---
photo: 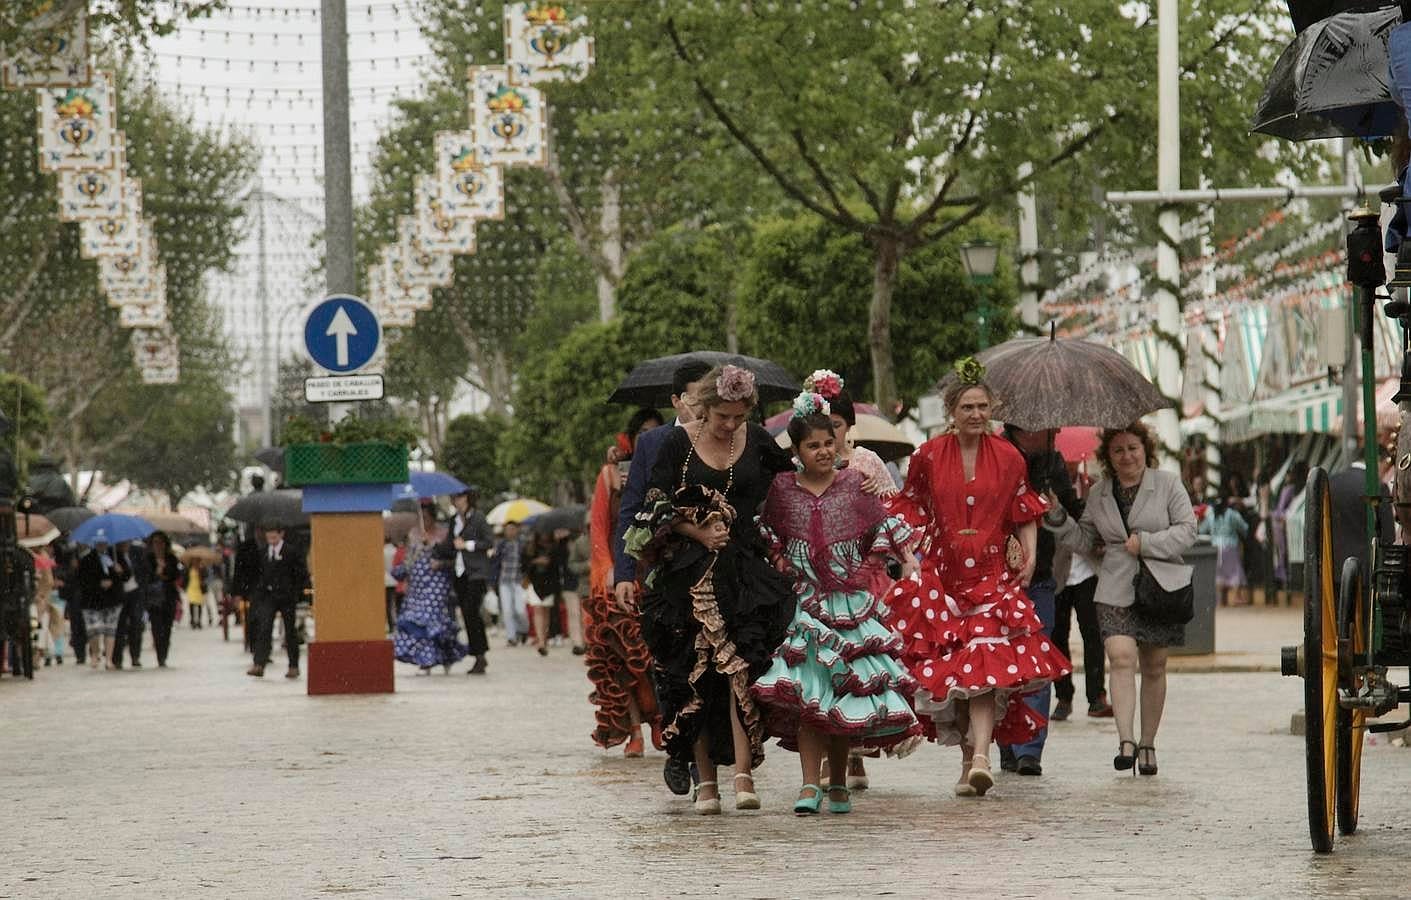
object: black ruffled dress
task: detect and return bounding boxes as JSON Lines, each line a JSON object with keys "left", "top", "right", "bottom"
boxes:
{"left": 627, "top": 423, "right": 796, "bottom": 767}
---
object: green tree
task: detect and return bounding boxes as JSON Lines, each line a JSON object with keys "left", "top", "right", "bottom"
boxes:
{"left": 1, "top": 0, "right": 221, "bottom": 48}
{"left": 737, "top": 212, "right": 1017, "bottom": 407}
{"left": 633, "top": 1, "right": 1321, "bottom": 413}
{"left": 439, "top": 412, "right": 513, "bottom": 501}
{"left": 0, "top": 373, "right": 49, "bottom": 479}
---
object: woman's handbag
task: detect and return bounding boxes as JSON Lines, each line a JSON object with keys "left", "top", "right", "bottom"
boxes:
{"left": 1131, "top": 561, "right": 1194, "bottom": 625}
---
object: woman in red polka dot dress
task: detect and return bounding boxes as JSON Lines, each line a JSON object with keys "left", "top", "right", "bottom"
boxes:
{"left": 886, "top": 362, "right": 1070, "bottom": 797}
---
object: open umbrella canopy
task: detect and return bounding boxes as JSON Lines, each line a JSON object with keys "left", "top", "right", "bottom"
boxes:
{"left": 224, "top": 490, "right": 309, "bottom": 529}
{"left": 608, "top": 351, "right": 800, "bottom": 407}
{"left": 117, "top": 510, "right": 203, "bottom": 535}
{"left": 1054, "top": 426, "right": 1102, "bottom": 464}
{"left": 487, "top": 497, "right": 549, "bottom": 526}
{"left": 254, "top": 446, "right": 285, "bottom": 474}
{"left": 45, "top": 506, "right": 95, "bottom": 532}
{"left": 526, "top": 504, "right": 588, "bottom": 534}
{"left": 936, "top": 334, "right": 1170, "bottom": 432}
{"left": 71, "top": 513, "right": 155, "bottom": 546}
{"left": 390, "top": 470, "right": 469, "bottom": 501}
{"left": 181, "top": 545, "right": 223, "bottom": 567}
{"left": 1252, "top": 6, "right": 1402, "bottom": 141}
{"left": 15, "top": 512, "right": 57, "bottom": 548}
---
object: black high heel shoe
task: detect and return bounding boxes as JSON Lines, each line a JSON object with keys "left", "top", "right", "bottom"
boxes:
{"left": 1137, "top": 745, "right": 1158, "bottom": 776}
{"left": 1113, "top": 740, "right": 1137, "bottom": 773}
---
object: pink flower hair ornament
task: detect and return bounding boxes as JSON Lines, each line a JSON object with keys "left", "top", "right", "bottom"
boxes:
{"left": 791, "top": 391, "right": 831, "bottom": 419}
{"left": 715, "top": 365, "right": 757, "bottom": 403}
{"left": 802, "top": 368, "right": 844, "bottom": 400}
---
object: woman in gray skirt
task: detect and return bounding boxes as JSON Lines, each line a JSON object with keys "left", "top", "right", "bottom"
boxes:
{"left": 1045, "top": 421, "right": 1196, "bottom": 777}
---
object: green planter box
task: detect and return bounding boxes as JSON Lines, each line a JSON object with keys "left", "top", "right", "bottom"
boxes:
{"left": 283, "top": 442, "right": 409, "bottom": 487}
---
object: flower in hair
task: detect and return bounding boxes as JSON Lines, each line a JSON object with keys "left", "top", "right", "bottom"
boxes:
{"left": 716, "top": 365, "right": 756, "bottom": 402}
{"left": 954, "top": 356, "right": 986, "bottom": 385}
{"left": 791, "top": 391, "right": 831, "bottom": 419}
{"left": 803, "top": 369, "right": 844, "bottom": 400}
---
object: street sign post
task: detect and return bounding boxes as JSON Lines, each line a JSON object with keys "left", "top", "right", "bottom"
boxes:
{"left": 303, "top": 294, "right": 381, "bottom": 374}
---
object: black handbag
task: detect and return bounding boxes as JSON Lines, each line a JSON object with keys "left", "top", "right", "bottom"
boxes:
{"left": 1131, "top": 560, "right": 1194, "bottom": 625}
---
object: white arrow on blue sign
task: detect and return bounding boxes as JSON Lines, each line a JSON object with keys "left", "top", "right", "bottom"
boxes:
{"left": 303, "top": 294, "right": 381, "bottom": 373}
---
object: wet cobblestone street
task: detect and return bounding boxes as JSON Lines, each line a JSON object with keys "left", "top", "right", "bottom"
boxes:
{"left": 3, "top": 612, "right": 1410, "bottom": 898}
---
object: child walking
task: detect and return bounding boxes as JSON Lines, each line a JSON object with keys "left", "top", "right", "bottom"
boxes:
{"left": 752, "top": 394, "right": 921, "bottom": 815}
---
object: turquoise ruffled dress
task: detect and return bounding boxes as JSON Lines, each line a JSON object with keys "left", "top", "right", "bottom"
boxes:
{"left": 751, "top": 469, "right": 921, "bottom": 751}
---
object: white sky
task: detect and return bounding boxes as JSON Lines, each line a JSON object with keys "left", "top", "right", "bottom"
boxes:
{"left": 136, "top": 0, "right": 440, "bottom": 419}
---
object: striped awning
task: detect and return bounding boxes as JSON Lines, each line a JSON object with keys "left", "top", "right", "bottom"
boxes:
{"left": 1217, "top": 385, "right": 1344, "bottom": 443}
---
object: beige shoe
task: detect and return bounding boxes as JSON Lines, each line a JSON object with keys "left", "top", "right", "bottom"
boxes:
{"left": 695, "top": 781, "right": 722, "bottom": 815}
{"left": 967, "top": 755, "right": 994, "bottom": 796}
{"left": 734, "top": 773, "right": 760, "bottom": 810}
{"left": 954, "top": 762, "right": 977, "bottom": 797}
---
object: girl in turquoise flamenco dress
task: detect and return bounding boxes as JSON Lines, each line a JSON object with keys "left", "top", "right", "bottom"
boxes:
{"left": 752, "top": 396, "right": 922, "bottom": 816}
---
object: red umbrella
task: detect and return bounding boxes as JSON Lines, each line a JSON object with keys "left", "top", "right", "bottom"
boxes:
{"left": 1054, "top": 426, "right": 1101, "bottom": 464}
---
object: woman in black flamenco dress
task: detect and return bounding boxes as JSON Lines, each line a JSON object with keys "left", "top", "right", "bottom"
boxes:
{"left": 626, "top": 365, "right": 795, "bottom": 814}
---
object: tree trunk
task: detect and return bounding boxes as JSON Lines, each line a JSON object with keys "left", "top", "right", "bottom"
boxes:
{"left": 868, "top": 236, "right": 902, "bottom": 418}
{"left": 597, "top": 169, "right": 623, "bottom": 322}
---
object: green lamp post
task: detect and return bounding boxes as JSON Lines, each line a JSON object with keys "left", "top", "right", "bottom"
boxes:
{"left": 960, "top": 241, "right": 1000, "bottom": 349}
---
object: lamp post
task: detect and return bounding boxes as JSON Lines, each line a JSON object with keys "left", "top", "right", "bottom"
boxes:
{"left": 960, "top": 241, "right": 1000, "bottom": 349}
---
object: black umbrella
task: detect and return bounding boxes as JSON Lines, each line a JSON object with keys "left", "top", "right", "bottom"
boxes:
{"left": 1252, "top": 6, "right": 1403, "bottom": 141}
{"left": 935, "top": 333, "right": 1170, "bottom": 431}
{"left": 1285, "top": 0, "right": 1397, "bottom": 32}
{"left": 45, "top": 505, "right": 95, "bottom": 532}
{"left": 528, "top": 504, "right": 588, "bottom": 534}
{"left": 224, "top": 489, "right": 308, "bottom": 528}
{"left": 609, "top": 352, "right": 800, "bottom": 407}
{"left": 254, "top": 446, "right": 285, "bottom": 474}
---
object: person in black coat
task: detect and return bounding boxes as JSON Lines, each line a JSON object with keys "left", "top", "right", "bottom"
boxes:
{"left": 77, "top": 541, "right": 127, "bottom": 668}
{"left": 110, "top": 541, "right": 147, "bottom": 668}
{"left": 229, "top": 528, "right": 264, "bottom": 652}
{"left": 144, "top": 531, "right": 182, "bottom": 667}
{"left": 246, "top": 524, "right": 310, "bottom": 679}
{"left": 437, "top": 487, "right": 493, "bottom": 675}
{"left": 53, "top": 539, "right": 83, "bottom": 664}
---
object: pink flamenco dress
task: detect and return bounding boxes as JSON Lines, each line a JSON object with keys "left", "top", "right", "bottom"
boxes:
{"left": 751, "top": 468, "right": 922, "bottom": 752}
{"left": 886, "top": 432, "right": 1070, "bottom": 747}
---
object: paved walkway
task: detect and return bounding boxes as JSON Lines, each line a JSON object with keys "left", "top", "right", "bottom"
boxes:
{"left": 2, "top": 611, "right": 1407, "bottom": 898}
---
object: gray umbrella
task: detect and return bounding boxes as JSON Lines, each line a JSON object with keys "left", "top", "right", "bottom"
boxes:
{"left": 45, "top": 506, "right": 95, "bottom": 532}
{"left": 1252, "top": 6, "right": 1403, "bottom": 142}
{"left": 935, "top": 333, "right": 1170, "bottom": 431}
{"left": 608, "top": 351, "right": 800, "bottom": 407}
{"left": 528, "top": 504, "right": 588, "bottom": 534}
{"left": 224, "top": 489, "right": 308, "bottom": 528}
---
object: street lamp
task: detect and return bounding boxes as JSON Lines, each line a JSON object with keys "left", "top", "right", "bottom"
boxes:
{"left": 959, "top": 241, "right": 1000, "bottom": 348}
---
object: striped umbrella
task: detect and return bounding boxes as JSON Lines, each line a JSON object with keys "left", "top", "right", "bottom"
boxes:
{"left": 936, "top": 332, "right": 1170, "bottom": 431}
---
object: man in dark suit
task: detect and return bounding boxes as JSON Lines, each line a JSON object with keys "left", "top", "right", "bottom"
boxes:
{"left": 246, "top": 525, "right": 310, "bottom": 679}
{"left": 439, "top": 485, "right": 493, "bottom": 675}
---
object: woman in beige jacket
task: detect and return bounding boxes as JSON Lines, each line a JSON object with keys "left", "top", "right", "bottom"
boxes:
{"left": 1046, "top": 422, "right": 1196, "bottom": 777}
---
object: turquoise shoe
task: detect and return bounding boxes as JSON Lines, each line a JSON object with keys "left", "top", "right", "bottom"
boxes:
{"left": 793, "top": 784, "right": 822, "bottom": 815}
{"left": 826, "top": 784, "right": 852, "bottom": 814}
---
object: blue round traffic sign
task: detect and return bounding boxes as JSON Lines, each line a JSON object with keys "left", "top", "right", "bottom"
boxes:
{"left": 304, "top": 295, "right": 381, "bottom": 373}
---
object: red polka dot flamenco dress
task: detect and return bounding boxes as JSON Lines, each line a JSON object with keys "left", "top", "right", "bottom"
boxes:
{"left": 886, "top": 433, "right": 1070, "bottom": 746}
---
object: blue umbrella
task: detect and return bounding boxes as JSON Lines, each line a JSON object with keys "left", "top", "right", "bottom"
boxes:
{"left": 391, "top": 470, "right": 469, "bottom": 502}
{"left": 70, "top": 512, "right": 156, "bottom": 546}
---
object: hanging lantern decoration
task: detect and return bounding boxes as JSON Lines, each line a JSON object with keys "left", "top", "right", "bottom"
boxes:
{"left": 1, "top": 9, "right": 91, "bottom": 90}
{"left": 503, "top": 3, "right": 594, "bottom": 84}
{"left": 466, "top": 65, "right": 547, "bottom": 168}
{"left": 36, "top": 70, "right": 118, "bottom": 171}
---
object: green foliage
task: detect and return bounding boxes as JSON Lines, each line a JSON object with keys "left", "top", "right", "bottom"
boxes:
{"left": 0, "top": 0, "right": 223, "bottom": 49}
{"left": 440, "top": 412, "right": 513, "bottom": 500}
{"left": 281, "top": 413, "right": 420, "bottom": 449}
{"left": 498, "top": 319, "right": 629, "bottom": 497}
{"left": 0, "top": 373, "right": 49, "bottom": 477}
{"left": 616, "top": 225, "right": 735, "bottom": 360}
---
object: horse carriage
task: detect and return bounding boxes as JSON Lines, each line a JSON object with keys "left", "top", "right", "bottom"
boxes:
{"left": 1280, "top": 199, "right": 1411, "bottom": 853}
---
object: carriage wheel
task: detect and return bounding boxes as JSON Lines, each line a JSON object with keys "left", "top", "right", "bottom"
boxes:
{"left": 1337, "top": 558, "right": 1365, "bottom": 836}
{"left": 1303, "top": 467, "right": 1338, "bottom": 853}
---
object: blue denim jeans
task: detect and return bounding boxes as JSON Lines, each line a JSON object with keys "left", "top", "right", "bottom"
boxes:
{"left": 1004, "top": 577, "right": 1056, "bottom": 761}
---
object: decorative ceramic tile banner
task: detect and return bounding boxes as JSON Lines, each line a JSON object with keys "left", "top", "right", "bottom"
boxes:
{"left": 130, "top": 326, "right": 179, "bottom": 373}
{"left": 434, "top": 132, "right": 506, "bottom": 221}
{"left": 1, "top": 10, "right": 90, "bottom": 90}
{"left": 79, "top": 183, "right": 144, "bottom": 257}
{"left": 414, "top": 174, "right": 477, "bottom": 255}
{"left": 97, "top": 230, "right": 158, "bottom": 297}
{"left": 56, "top": 138, "right": 128, "bottom": 221}
{"left": 503, "top": 3, "right": 594, "bottom": 84}
{"left": 104, "top": 265, "right": 165, "bottom": 307}
{"left": 466, "top": 65, "right": 547, "bottom": 167}
{"left": 140, "top": 365, "right": 181, "bottom": 385}
{"left": 385, "top": 255, "right": 434, "bottom": 311}
{"left": 118, "top": 297, "right": 167, "bottom": 329}
{"left": 396, "top": 216, "right": 454, "bottom": 288}
{"left": 36, "top": 70, "right": 118, "bottom": 171}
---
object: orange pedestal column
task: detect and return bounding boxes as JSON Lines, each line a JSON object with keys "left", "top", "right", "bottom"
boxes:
{"left": 306, "top": 511, "right": 394, "bottom": 695}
